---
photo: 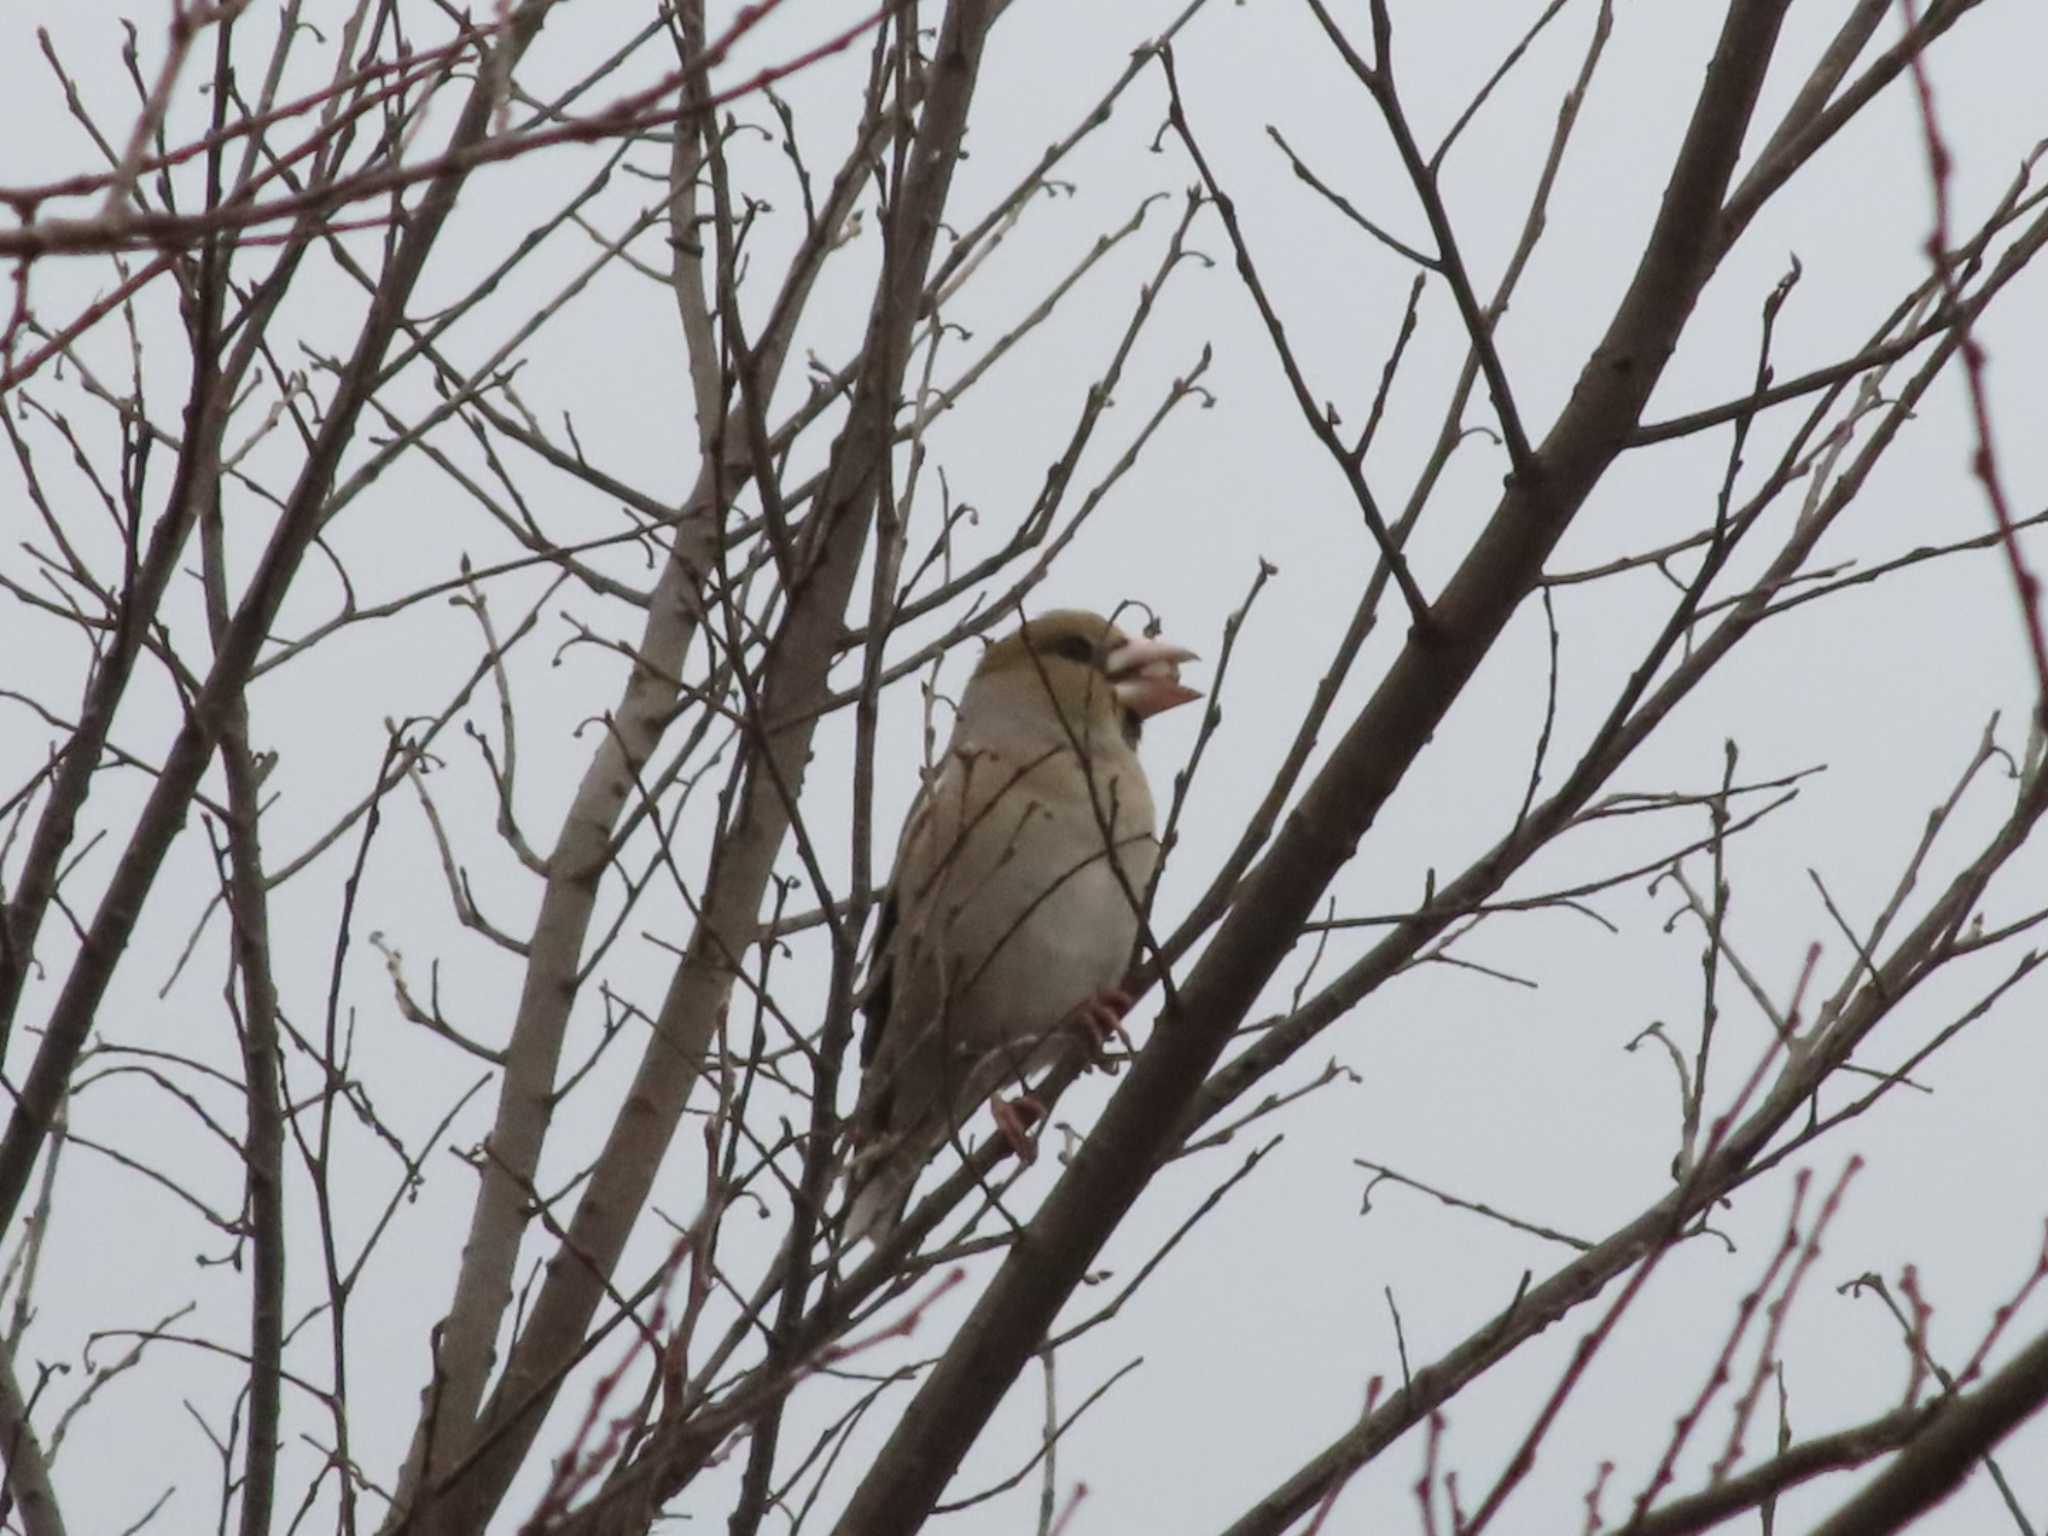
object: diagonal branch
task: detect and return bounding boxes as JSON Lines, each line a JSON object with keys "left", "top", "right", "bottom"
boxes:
{"left": 1802, "top": 1317, "right": 2048, "bottom": 1536}
{"left": 0, "top": 1342, "right": 65, "bottom": 1536}
{"left": 393, "top": 5, "right": 1006, "bottom": 1531}
{"left": 1156, "top": 45, "right": 1431, "bottom": 632}
{"left": 827, "top": 5, "right": 1794, "bottom": 1531}
{"left": 1217, "top": 752, "right": 2048, "bottom": 1536}
{"left": 1305, "top": 0, "right": 1536, "bottom": 481}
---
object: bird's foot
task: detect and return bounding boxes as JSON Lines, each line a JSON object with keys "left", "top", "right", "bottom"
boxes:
{"left": 1067, "top": 987, "right": 1134, "bottom": 1061}
{"left": 989, "top": 1093, "right": 1045, "bottom": 1164}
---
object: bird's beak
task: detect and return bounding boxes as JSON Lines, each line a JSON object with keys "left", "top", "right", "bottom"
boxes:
{"left": 1107, "top": 636, "right": 1202, "bottom": 719}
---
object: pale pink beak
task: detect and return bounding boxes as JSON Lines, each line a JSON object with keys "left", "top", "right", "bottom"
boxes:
{"left": 1107, "top": 635, "right": 1201, "bottom": 719}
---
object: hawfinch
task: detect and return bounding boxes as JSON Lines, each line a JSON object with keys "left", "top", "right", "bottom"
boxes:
{"left": 845, "top": 609, "right": 1200, "bottom": 1240}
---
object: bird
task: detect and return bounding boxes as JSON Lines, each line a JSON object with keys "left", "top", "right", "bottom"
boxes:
{"left": 844, "top": 608, "right": 1200, "bottom": 1242}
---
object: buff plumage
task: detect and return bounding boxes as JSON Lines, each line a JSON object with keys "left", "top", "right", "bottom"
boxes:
{"left": 845, "top": 610, "right": 1200, "bottom": 1240}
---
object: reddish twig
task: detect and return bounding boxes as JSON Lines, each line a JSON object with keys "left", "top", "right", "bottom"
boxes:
{"left": 1899, "top": 1266, "right": 1934, "bottom": 1408}
{"left": 813, "top": 1267, "right": 967, "bottom": 1369}
{"left": 0, "top": 0, "right": 899, "bottom": 260}
{"left": 0, "top": 252, "right": 176, "bottom": 393}
{"left": 520, "top": 1231, "right": 697, "bottom": 1532}
{"left": 1899, "top": 0, "right": 2048, "bottom": 716}
{"left": 1953, "top": 1219, "right": 2048, "bottom": 1389}
{"left": 1303, "top": 1377, "right": 1383, "bottom": 1536}
{"left": 1711, "top": 1156, "right": 1864, "bottom": 1481}
{"left": 96, "top": 0, "right": 258, "bottom": 222}
{"left": 1583, "top": 1460, "right": 1616, "bottom": 1536}
{"left": 1414, "top": 1410, "right": 1447, "bottom": 1536}
{"left": 1046, "top": 1482, "right": 1090, "bottom": 1536}
{"left": 1625, "top": 1169, "right": 1812, "bottom": 1524}
{"left": 1, "top": 38, "right": 465, "bottom": 208}
{"left": 1460, "top": 945, "right": 1819, "bottom": 1535}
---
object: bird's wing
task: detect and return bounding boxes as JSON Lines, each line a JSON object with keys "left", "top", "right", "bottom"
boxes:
{"left": 855, "top": 758, "right": 952, "bottom": 1124}
{"left": 851, "top": 735, "right": 1031, "bottom": 1123}
{"left": 846, "top": 761, "right": 961, "bottom": 1240}
{"left": 859, "top": 885, "right": 898, "bottom": 1071}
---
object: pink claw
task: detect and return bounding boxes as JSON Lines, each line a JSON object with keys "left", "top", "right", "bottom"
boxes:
{"left": 990, "top": 1093, "right": 1045, "bottom": 1164}
{"left": 1068, "top": 987, "right": 1135, "bottom": 1056}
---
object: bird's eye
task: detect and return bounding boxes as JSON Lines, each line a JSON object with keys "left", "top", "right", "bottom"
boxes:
{"left": 1047, "top": 635, "right": 1095, "bottom": 665}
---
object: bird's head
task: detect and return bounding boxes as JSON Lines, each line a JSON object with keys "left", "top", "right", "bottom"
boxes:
{"left": 968, "top": 609, "right": 1201, "bottom": 750}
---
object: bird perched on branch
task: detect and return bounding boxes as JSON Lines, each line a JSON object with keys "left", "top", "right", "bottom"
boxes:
{"left": 844, "top": 608, "right": 1201, "bottom": 1242}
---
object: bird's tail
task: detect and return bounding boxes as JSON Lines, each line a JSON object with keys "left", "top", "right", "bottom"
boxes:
{"left": 842, "top": 1145, "right": 919, "bottom": 1244}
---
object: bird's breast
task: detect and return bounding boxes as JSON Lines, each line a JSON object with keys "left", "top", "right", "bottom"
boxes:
{"left": 894, "top": 758, "right": 1158, "bottom": 1055}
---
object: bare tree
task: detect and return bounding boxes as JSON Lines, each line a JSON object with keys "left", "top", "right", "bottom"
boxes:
{"left": 3, "top": 1, "right": 2047, "bottom": 1533}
